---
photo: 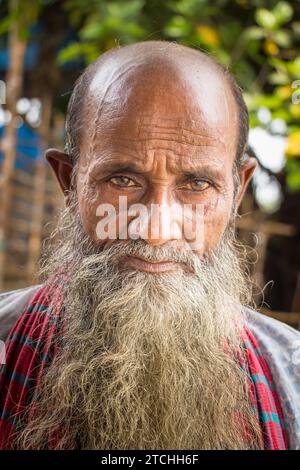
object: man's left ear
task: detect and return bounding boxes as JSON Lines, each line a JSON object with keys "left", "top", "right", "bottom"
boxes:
{"left": 235, "top": 157, "right": 257, "bottom": 209}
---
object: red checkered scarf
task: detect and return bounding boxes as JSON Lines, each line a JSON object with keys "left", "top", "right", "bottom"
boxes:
{"left": 0, "top": 282, "right": 288, "bottom": 449}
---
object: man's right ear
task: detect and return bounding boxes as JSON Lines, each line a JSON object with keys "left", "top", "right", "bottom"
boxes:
{"left": 45, "top": 149, "right": 74, "bottom": 204}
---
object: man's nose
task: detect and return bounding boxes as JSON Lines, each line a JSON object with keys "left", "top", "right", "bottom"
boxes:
{"left": 128, "top": 189, "right": 182, "bottom": 246}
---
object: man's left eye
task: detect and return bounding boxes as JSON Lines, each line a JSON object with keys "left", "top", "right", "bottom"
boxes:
{"left": 109, "top": 176, "right": 137, "bottom": 187}
{"left": 181, "top": 180, "right": 210, "bottom": 191}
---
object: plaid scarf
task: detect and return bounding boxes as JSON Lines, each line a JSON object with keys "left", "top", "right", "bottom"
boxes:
{"left": 0, "top": 282, "right": 288, "bottom": 450}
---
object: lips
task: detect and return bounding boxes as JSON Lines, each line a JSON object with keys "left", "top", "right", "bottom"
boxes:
{"left": 118, "top": 254, "right": 191, "bottom": 274}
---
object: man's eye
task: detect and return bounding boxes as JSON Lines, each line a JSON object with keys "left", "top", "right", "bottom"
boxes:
{"left": 109, "top": 176, "right": 137, "bottom": 187}
{"left": 180, "top": 179, "right": 210, "bottom": 191}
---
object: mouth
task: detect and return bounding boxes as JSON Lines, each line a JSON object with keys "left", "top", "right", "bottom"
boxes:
{"left": 118, "top": 254, "right": 192, "bottom": 274}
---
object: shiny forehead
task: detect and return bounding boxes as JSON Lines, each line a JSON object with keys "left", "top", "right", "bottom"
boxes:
{"left": 87, "top": 42, "right": 233, "bottom": 121}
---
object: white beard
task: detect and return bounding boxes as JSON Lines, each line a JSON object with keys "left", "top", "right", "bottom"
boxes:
{"left": 17, "top": 198, "right": 262, "bottom": 450}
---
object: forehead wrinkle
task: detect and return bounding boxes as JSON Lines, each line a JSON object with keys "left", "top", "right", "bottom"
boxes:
{"left": 134, "top": 115, "right": 227, "bottom": 135}
{"left": 87, "top": 139, "right": 224, "bottom": 174}
{"left": 115, "top": 138, "right": 224, "bottom": 164}
{"left": 179, "top": 155, "right": 228, "bottom": 173}
{"left": 127, "top": 122, "right": 226, "bottom": 148}
{"left": 86, "top": 144, "right": 228, "bottom": 180}
{"left": 84, "top": 113, "right": 230, "bottom": 175}
{"left": 115, "top": 135, "right": 225, "bottom": 151}
{"left": 88, "top": 120, "right": 229, "bottom": 160}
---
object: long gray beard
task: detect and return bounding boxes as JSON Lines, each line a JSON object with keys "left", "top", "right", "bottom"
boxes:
{"left": 17, "top": 197, "right": 262, "bottom": 450}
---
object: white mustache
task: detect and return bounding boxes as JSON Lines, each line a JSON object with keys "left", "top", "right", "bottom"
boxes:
{"left": 100, "top": 239, "right": 202, "bottom": 271}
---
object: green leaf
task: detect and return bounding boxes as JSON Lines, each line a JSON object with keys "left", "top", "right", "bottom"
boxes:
{"left": 243, "top": 26, "right": 265, "bottom": 41}
{"left": 168, "top": 0, "right": 208, "bottom": 16}
{"left": 212, "top": 49, "right": 231, "bottom": 66}
{"left": 286, "top": 160, "right": 300, "bottom": 191}
{"left": 255, "top": 8, "right": 277, "bottom": 31}
{"left": 287, "top": 173, "right": 300, "bottom": 190}
{"left": 0, "top": 17, "right": 11, "bottom": 35}
{"left": 107, "top": 0, "right": 144, "bottom": 20}
{"left": 121, "top": 23, "right": 146, "bottom": 38}
{"left": 272, "top": 109, "right": 290, "bottom": 121}
{"left": 269, "top": 71, "right": 289, "bottom": 85}
{"left": 80, "top": 21, "right": 104, "bottom": 40}
{"left": 249, "top": 113, "right": 260, "bottom": 128}
{"left": 269, "top": 57, "right": 289, "bottom": 73}
{"left": 273, "top": 1, "right": 293, "bottom": 25}
{"left": 271, "top": 30, "right": 291, "bottom": 48}
{"left": 57, "top": 42, "right": 97, "bottom": 64}
{"left": 163, "top": 15, "right": 191, "bottom": 38}
{"left": 254, "top": 94, "right": 283, "bottom": 109}
{"left": 292, "top": 21, "right": 300, "bottom": 37}
{"left": 286, "top": 58, "right": 300, "bottom": 78}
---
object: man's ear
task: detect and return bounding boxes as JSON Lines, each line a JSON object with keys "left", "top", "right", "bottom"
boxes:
{"left": 235, "top": 157, "right": 257, "bottom": 209}
{"left": 45, "top": 148, "right": 74, "bottom": 203}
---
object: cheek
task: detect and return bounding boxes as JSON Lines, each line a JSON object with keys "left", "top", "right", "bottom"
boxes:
{"left": 76, "top": 182, "right": 133, "bottom": 245}
{"left": 199, "top": 191, "right": 234, "bottom": 253}
{"left": 77, "top": 182, "right": 108, "bottom": 243}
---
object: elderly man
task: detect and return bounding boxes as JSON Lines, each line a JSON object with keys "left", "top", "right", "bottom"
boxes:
{"left": 0, "top": 41, "right": 299, "bottom": 450}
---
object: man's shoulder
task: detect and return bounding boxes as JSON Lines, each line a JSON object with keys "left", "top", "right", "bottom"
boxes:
{"left": 244, "top": 306, "right": 300, "bottom": 380}
{"left": 245, "top": 306, "right": 300, "bottom": 348}
{"left": 245, "top": 306, "right": 300, "bottom": 449}
{"left": 0, "top": 285, "right": 42, "bottom": 342}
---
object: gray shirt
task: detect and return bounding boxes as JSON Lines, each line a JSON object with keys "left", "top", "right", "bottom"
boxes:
{"left": 0, "top": 285, "right": 300, "bottom": 449}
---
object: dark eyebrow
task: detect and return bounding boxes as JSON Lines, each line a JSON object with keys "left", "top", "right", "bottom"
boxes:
{"left": 93, "top": 162, "right": 145, "bottom": 175}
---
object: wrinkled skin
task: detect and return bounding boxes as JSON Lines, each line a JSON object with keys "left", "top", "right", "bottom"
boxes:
{"left": 46, "top": 42, "right": 256, "bottom": 272}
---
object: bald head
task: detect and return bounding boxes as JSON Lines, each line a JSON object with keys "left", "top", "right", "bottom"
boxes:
{"left": 65, "top": 41, "right": 248, "bottom": 169}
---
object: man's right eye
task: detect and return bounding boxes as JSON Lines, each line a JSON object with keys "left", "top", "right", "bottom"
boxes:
{"left": 108, "top": 175, "right": 138, "bottom": 187}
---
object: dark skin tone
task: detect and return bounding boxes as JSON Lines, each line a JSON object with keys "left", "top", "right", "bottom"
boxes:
{"left": 46, "top": 44, "right": 256, "bottom": 274}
